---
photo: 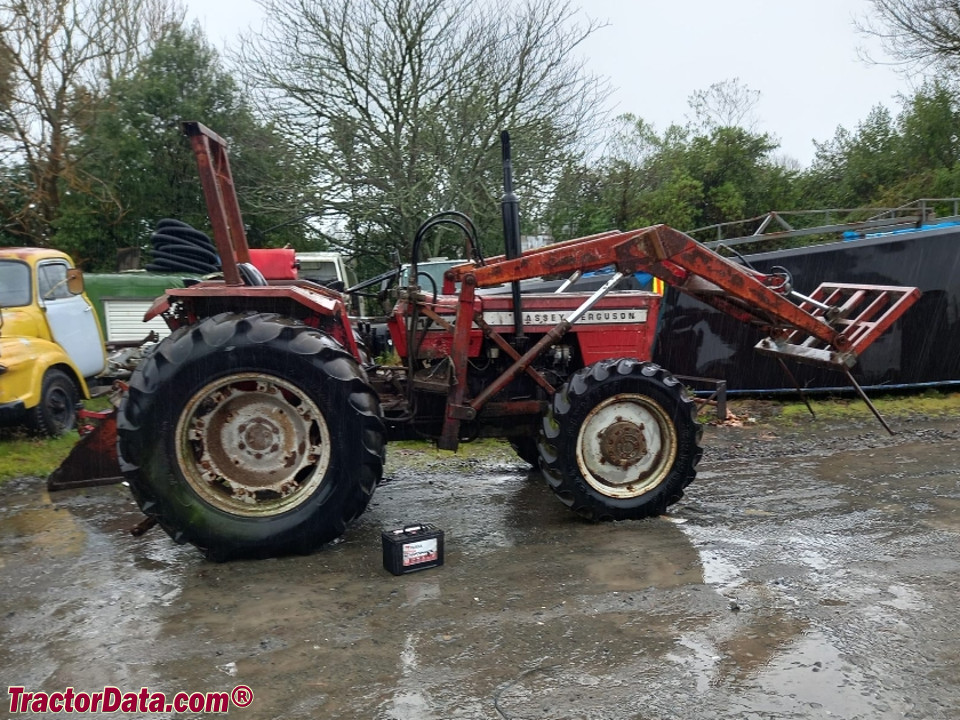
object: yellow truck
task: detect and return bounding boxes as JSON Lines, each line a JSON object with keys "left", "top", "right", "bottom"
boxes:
{"left": 0, "top": 247, "right": 107, "bottom": 435}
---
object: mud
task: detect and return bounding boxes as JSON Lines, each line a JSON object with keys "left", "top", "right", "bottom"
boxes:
{"left": 1, "top": 411, "right": 959, "bottom": 719}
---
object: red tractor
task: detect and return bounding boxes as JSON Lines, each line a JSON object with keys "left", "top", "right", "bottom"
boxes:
{"left": 65, "top": 123, "right": 920, "bottom": 560}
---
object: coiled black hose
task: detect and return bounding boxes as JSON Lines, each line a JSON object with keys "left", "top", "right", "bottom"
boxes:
{"left": 144, "top": 219, "right": 221, "bottom": 274}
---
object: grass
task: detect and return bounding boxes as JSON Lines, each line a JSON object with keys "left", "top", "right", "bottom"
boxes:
{"left": 772, "top": 388, "right": 960, "bottom": 423}
{"left": 0, "top": 429, "right": 86, "bottom": 483}
{"left": 387, "top": 437, "right": 518, "bottom": 471}
{"left": 0, "top": 395, "right": 115, "bottom": 484}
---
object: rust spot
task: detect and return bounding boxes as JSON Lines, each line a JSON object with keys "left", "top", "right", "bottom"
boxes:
{"left": 599, "top": 421, "right": 647, "bottom": 469}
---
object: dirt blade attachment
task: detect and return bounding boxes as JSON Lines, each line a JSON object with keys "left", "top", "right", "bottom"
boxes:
{"left": 47, "top": 409, "right": 124, "bottom": 490}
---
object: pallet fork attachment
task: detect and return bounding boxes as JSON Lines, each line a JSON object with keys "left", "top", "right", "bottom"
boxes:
{"left": 753, "top": 282, "right": 920, "bottom": 433}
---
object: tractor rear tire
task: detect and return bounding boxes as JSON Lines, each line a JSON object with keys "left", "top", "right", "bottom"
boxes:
{"left": 117, "top": 312, "right": 385, "bottom": 560}
{"left": 538, "top": 358, "right": 702, "bottom": 521}
{"left": 26, "top": 368, "right": 79, "bottom": 436}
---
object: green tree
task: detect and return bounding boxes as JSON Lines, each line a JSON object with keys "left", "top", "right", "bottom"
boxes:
{"left": 547, "top": 108, "right": 794, "bottom": 240}
{"left": 636, "top": 170, "right": 704, "bottom": 231}
{"left": 801, "top": 105, "right": 901, "bottom": 209}
{"left": 680, "top": 125, "right": 784, "bottom": 228}
{"left": 543, "top": 162, "right": 611, "bottom": 239}
{"left": 797, "top": 83, "right": 960, "bottom": 213}
{"left": 56, "top": 26, "right": 315, "bottom": 270}
{"left": 0, "top": 0, "right": 184, "bottom": 245}
{"left": 896, "top": 80, "right": 960, "bottom": 174}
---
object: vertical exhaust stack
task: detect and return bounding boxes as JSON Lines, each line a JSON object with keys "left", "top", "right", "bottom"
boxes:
{"left": 500, "top": 131, "right": 526, "bottom": 347}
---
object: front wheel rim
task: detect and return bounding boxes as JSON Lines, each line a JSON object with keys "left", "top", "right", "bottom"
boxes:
{"left": 576, "top": 393, "right": 677, "bottom": 499}
{"left": 175, "top": 373, "right": 332, "bottom": 517}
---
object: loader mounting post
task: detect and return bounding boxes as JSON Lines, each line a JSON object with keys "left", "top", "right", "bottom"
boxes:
{"left": 182, "top": 121, "right": 250, "bottom": 286}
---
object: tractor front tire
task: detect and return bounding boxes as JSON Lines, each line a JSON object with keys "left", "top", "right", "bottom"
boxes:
{"left": 539, "top": 359, "right": 702, "bottom": 521}
{"left": 117, "top": 312, "right": 385, "bottom": 560}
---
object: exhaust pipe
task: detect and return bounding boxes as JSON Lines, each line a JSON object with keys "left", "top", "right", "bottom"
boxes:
{"left": 500, "top": 131, "right": 526, "bottom": 347}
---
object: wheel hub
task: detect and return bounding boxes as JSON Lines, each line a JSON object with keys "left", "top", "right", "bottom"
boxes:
{"left": 238, "top": 418, "right": 280, "bottom": 455}
{"left": 598, "top": 420, "right": 647, "bottom": 468}
{"left": 576, "top": 393, "right": 678, "bottom": 499}
{"left": 176, "top": 373, "right": 331, "bottom": 516}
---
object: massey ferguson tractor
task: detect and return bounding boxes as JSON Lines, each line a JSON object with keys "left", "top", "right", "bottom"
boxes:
{"left": 53, "top": 122, "right": 920, "bottom": 561}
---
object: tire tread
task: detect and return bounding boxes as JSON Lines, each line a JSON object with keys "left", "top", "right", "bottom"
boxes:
{"left": 537, "top": 359, "right": 702, "bottom": 521}
{"left": 118, "top": 312, "right": 385, "bottom": 560}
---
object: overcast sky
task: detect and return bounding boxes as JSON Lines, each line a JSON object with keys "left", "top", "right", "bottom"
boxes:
{"left": 188, "top": 0, "right": 918, "bottom": 167}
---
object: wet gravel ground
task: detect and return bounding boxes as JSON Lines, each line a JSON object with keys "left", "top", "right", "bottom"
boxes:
{"left": 1, "top": 409, "right": 959, "bottom": 719}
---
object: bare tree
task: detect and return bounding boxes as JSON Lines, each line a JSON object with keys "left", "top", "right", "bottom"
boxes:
{"left": 0, "top": 43, "right": 12, "bottom": 116}
{"left": 687, "top": 78, "right": 761, "bottom": 132}
{"left": 860, "top": 0, "right": 960, "bottom": 72}
{"left": 0, "top": 0, "right": 184, "bottom": 244}
{"left": 238, "top": 0, "right": 606, "bottom": 266}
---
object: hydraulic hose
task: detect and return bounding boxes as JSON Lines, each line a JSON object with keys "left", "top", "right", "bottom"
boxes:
{"left": 144, "top": 219, "right": 221, "bottom": 274}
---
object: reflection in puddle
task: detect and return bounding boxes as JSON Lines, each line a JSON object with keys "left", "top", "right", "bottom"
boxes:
{"left": 668, "top": 607, "right": 811, "bottom": 691}
{"left": 383, "top": 633, "right": 437, "bottom": 720}
{"left": 879, "top": 582, "right": 926, "bottom": 611}
{"left": 715, "top": 615, "right": 811, "bottom": 684}
{"left": 668, "top": 621, "right": 903, "bottom": 716}
{"left": 753, "top": 630, "right": 904, "bottom": 717}
{"left": 0, "top": 489, "right": 86, "bottom": 559}
{"left": 585, "top": 520, "right": 704, "bottom": 592}
{"left": 696, "top": 545, "right": 744, "bottom": 589}
{"left": 403, "top": 579, "right": 441, "bottom": 607}
{"left": 671, "top": 489, "right": 921, "bottom": 718}
{"left": 667, "top": 634, "right": 720, "bottom": 693}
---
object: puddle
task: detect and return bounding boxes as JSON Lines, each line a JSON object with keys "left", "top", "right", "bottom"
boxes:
{"left": 2, "top": 420, "right": 960, "bottom": 718}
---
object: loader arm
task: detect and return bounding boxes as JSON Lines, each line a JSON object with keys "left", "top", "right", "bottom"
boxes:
{"left": 446, "top": 224, "right": 920, "bottom": 368}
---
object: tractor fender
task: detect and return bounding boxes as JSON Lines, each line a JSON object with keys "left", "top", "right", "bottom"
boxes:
{"left": 0, "top": 335, "right": 92, "bottom": 411}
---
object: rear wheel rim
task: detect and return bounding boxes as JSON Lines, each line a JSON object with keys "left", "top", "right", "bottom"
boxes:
{"left": 175, "top": 373, "right": 332, "bottom": 517}
{"left": 576, "top": 393, "right": 677, "bottom": 499}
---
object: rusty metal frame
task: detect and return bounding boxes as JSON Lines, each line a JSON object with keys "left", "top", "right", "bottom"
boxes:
{"left": 447, "top": 225, "right": 920, "bottom": 357}
{"left": 755, "top": 283, "right": 921, "bottom": 369}
{"left": 182, "top": 122, "right": 250, "bottom": 286}
{"left": 439, "top": 276, "right": 478, "bottom": 448}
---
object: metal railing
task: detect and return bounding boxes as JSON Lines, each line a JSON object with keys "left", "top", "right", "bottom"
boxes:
{"left": 687, "top": 198, "right": 960, "bottom": 250}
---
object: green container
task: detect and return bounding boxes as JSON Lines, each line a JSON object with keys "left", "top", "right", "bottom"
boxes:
{"left": 82, "top": 271, "right": 203, "bottom": 343}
